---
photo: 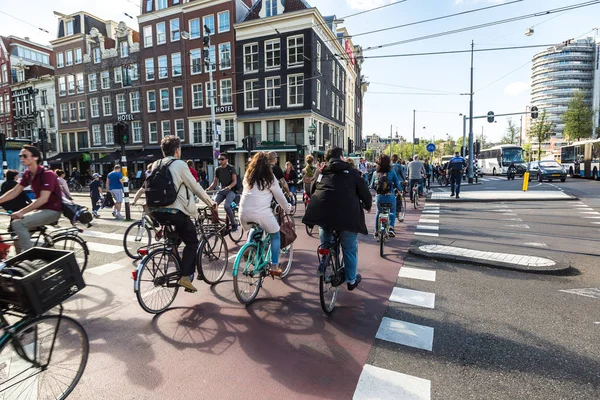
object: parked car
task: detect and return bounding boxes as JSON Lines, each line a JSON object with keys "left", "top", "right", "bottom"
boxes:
{"left": 528, "top": 160, "right": 567, "bottom": 182}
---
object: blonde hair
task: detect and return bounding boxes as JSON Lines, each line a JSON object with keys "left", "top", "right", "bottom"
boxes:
{"left": 305, "top": 155, "right": 314, "bottom": 165}
{"left": 346, "top": 158, "right": 356, "bottom": 168}
{"left": 285, "top": 161, "right": 293, "bottom": 169}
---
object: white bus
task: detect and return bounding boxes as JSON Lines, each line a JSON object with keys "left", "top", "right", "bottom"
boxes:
{"left": 478, "top": 145, "right": 526, "bottom": 175}
{"left": 560, "top": 139, "right": 600, "bottom": 179}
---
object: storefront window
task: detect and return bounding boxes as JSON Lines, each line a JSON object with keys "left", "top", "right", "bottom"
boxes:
{"left": 267, "top": 120, "right": 279, "bottom": 142}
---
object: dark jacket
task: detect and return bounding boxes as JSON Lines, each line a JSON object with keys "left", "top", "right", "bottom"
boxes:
{"left": 302, "top": 159, "right": 372, "bottom": 235}
{"left": 0, "top": 180, "right": 31, "bottom": 212}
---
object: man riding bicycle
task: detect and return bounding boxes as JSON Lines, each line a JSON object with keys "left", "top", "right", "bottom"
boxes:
{"left": 407, "top": 155, "right": 426, "bottom": 202}
{"left": 302, "top": 147, "right": 372, "bottom": 291}
{"left": 207, "top": 153, "right": 239, "bottom": 232}
{"left": 147, "top": 136, "right": 216, "bottom": 293}
{"left": 0, "top": 145, "right": 62, "bottom": 254}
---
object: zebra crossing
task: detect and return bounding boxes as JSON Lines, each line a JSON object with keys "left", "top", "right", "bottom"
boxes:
{"left": 479, "top": 176, "right": 507, "bottom": 182}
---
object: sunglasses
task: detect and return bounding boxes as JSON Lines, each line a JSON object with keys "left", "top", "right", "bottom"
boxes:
{"left": 19, "top": 154, "right": 29, "bottom": 159}
{"left": 218, "top": 158, "right": 226, "bottom": 161}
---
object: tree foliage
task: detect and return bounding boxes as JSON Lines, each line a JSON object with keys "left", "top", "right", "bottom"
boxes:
{"left": 527, "top": 110, "right": 555, "bottom": 160}
{"left": 562, "top": 91, "right": 594, "bottom": 141}
{"left": 500, "top": 118, "right": 519, "bottom": 145}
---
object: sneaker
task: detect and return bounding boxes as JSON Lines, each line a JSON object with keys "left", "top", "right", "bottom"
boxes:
{"left": 373, "top": 231, "right": 379, "bottom": 239}
{"left": 112, "top": 210, "right": 117, "bottom": 217}
{"left": 347, "top": 274, "right": 362, "bottom": 291}
{"left": 177, "top": 276, "right": 198, "bottom": 292}
{"left": 456, "top": 195, "right": 460, "bottom": 199}
{"left": 450, "top": 193, "right": 455, "bottom": 197}
{"left": 231, "top": 225, "right": 239, "bottom": 233}
{"left": 388, "top": 228, "right": 396, "bottom": 238}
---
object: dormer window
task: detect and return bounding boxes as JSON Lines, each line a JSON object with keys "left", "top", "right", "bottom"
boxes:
{"left": 120, "top": 41, "right": 129, "bottom": 57}
{"left": 65, "top": 20, "right": 74, "bottom": 36}
{"left": 93, "top": 48, "right": 101, "bottom": 64}
{"left": 266, "top": 0, "right": 278, "bottom": 17}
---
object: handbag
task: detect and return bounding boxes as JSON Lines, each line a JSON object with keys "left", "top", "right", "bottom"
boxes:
{"left": 278, "top": 209, "right": 297, "bottom": 249}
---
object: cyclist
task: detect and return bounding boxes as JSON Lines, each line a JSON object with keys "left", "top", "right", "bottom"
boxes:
{"left": 302, "top": 155, "right": 317, "bottom": 197}
{"left": 239, "top": 152, "right": 292, "bottom": 276}
{"left": 373, "top": 154, "right": 403, "bottom": 239}
{"left": 447, "top": 151, "right": 466, "bottom": 198}
{"left": 267, "top": 151, "right": 292, "bottom": 196}
{"left": 0, "top": 169, "right": 31, "bottom": 212}
{"left": 148, "top": 135, "right": 216, "bottom": 293}
{"left": 284, "top": 161, "right": 299, "bottom": 204}
{"left": 207, "top": 153, "right": 239, "bottom": 232}
{"left": 302, "top": 147, "right": 372, "bottom": 291}
{"left": 424, "top": 158, "right": 433, "bottom": 190}
{"left": 71, "top": 167, "right": 80, "bottom": 186}
{"left": 391, "top": 154, "right": 406, "bottom": 182}
{"left": 0, "top": 145, "right": 62, "bottom": 254}
{"left": 407, "top": 155, "right": 425, "bottom": 202}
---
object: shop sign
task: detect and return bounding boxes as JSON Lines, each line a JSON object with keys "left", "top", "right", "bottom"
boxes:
{"left": 117, "top": 114, "right": 135, "bottom": 122}
{"left": 215, "top": 105, "right": 234, "bottom": 114}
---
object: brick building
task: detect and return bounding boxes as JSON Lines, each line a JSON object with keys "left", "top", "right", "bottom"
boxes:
{"left": 0, "top": 38, "right": 14, "bottom": 147}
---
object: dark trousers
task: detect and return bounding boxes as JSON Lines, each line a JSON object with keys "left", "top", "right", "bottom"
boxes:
{"left": 151, "top": 211, "right": 199, "bottom": 276}
{"left": 450, "top": 172, "right": 462, "bottom": 195}
{"left": 91, "top": 194, "right": 100, "bottom": 212}
{"left": 409, "top": 179, "right": 421, "bottom": 201}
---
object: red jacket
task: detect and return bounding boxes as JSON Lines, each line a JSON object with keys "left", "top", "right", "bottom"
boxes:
{"left": 189, "top": 167, "right": 199, "bottom": 182}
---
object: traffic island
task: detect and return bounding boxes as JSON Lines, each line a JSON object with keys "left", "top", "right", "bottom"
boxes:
{"left": 409, "top": 243, "right": 571, "bottom": 273}
{"left": 428, "top": 190, "right": 578, "bottom": 202}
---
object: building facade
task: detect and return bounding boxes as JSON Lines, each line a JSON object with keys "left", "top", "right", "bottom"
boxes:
{"left": 0, "top": 38, "right": 14, "bottom": 146}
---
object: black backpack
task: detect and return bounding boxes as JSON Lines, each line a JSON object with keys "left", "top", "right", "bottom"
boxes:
{"left": 145, "top": 159, "right": 180, "bottom": 207}
{"left": 375, "top": 172, "right": 391, "bottom": 195}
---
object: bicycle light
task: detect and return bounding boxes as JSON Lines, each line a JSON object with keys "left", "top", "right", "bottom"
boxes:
{"left": 132, "top": 271, "right": 137, "bottom": 280}
{"left": 138, "top": 249, "right": 148, "bottom": 256}
{"left": 318, "top": 248, "right": 330, "bottom": 256}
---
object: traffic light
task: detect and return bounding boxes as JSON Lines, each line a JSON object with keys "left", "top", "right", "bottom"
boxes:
{"left": 487, "top": 111, "right": 495, "bottom": 123}
{"left": 531, "top": 106, "right": 539, "bottom": 119}
{"left": 113, "top": 123, "right": 130, "bottom": 146}
{"left": 242, "top": 136, "right": 256, "bottom": 152}
{"left": 474, "top": 140, "right": 481, "bottom": 155}
{"left": 296, "top": 144, "right": 304, "bottom": 156}
{"left": 242, "top": 137, "right": 248, "bottom": 151}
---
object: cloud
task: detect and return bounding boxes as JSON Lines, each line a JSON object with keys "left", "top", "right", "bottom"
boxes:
{"left": 346, "top": 0, "right": 395, "bottom": 11}
{"left": 503, "top": 81, "right": 530, "bottom": 96}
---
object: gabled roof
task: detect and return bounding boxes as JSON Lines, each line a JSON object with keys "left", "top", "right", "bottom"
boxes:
{"left": 244, "top": 0, "right": 312, "bottom": 22}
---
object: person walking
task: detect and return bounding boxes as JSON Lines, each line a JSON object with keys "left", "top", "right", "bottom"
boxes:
{"left": 447, "top": 151, "right": 466, "bottom": 198}
{"left": 407, "top": 155, "right": 425, "bottom": 202}
{"left": 55, "top": 169, "right": 73, "bottom": 200}
{"left": 373, "top": 154, "right": 403, "bottom": 238}
{"left": 89, "top": 173, "right": 103, "bottom": 218}
{"left": 302, "top": 155, "right": 317, "bottom": 196}
{"left": 303, "top": 147, "right": 372, "bottom": 291}
{"left": 107, "top": 165, "right": 124, "bottom": 219}
{"left": 187, "top": 160, "right": 199, "bottom": 182}
{"left": 424, "top": 158, "right": 433, "bottom": 190}
{"left": 0, "top": 170, "right": 31, "bottom": 212}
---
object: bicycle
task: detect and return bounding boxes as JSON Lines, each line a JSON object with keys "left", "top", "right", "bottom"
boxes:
{"left": 68, "top": 179, "right": 83, "bottom": 193}
{"left": 303, "top": 192, "right": 315, "bottom": 236}
{"left": 132, "top": 223, "right": 229, "bottom": 314}
{"left": 317, "top": 231, "right": 346, "bottom": 314}
{"left": 376, "top": 203, "right": 393, "bottom": 257}
{"left": 0, "top": 212, "right": 89, "bottom": 273}
{"left": 412, "top": 182, "right": 420, "bottom": 209}
{"left": 208, "top": 191, "right": 245, "bottom": 244}
{"left": 123, "top": 205, "right": 162, "bottom": 260}
{"left": 232, "top": 223, "right": 294, "bottom": 305}
{"left": 395, "top": 189, "right": 406, "bottom": 223}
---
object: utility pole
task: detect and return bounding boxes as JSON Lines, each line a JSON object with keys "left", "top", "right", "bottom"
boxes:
{"left": 204, "top": 25, "right": 219, "bottom": 171}
{"left": 1, "top": 133, "right": 6, "bottom": 181}
{"left": 468, "top": 40, "right": 475, "bottom": 184}
{"left": 116, "top": 122, "right": 132, "bottom": 221}
{"left": 412, "top": 109, "right": 416, "bottom": 158}
{"left": 389, "top": 125, "right": 392, "bottom": 156}
{"left": 462, "top": 114, "right": 467, "bottom": 157}
{"left": 519, "top": 115, "right": 523, "bottom": 146}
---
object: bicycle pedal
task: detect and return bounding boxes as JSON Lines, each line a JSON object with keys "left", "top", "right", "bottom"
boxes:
{"left": 184, "top": 288, "right": 197, "bottom": 293}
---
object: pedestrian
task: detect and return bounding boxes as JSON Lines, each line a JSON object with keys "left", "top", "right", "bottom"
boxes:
{"left": 0, "top": 169, "right": 31, "bottom": 212}
{"left": 373, "top": 154, "right": 403, "bottom": 238}
{"left": 199, "top": 168, "right": 208, "bottom": 188}
{"left": 424, "top": 158, "right": 433, "bottom": 190}
{"left": 107, "top": 164, "right": 124, "bottom": 219}
{"left": 284, "top": 161, "right": 299, "bottom": 200}
{"left": 302, "top": 155, "right": 317, "bottom": 196}
{"left": 407, "top": 155, "right": 426, "bottom": 202}
{"left": 55, "top": 169, "right": 73, "bottom": 200}
{"left": 71, "top": 167, "right": 81, "bottom": 185}
{"left": 145, "top": 163, "right": 153, "bottom": 179}
{"left": 447, "top": 151, "right": 466, "bottom": 198}
{"left": 89, "top": 173, "right": 103, "bottom": 218}
{"left": 358, "top": 157, "right": 368, "bottom": 178}
{"left": 186, "top": 159, "right": 199, "bottom": 182}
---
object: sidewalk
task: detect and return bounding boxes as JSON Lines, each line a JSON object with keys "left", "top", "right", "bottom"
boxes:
{"left": 429, "top": 190, "right": 577, "bottom": 202}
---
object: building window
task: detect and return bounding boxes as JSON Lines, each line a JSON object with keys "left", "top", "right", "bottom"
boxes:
{"left": 105, "top": 124, "right": 114, "bottom": 145}
{"left": 316, "top": 80, "right": 321, "bottom": 110}
{"left": 316, "top": 42, "right": 321, "bottom": 72}
{"left": 92, "top": 125, "right": 101, "bottom": 145}
{"left": 175, "top": 119, "right": 185, "bottom": 140}
{"left": 40, "top": 90, "right": 48, "bottom": 106}
{"left": 78, "top": 101, "right": 86, "bottom": 121}
{"left": 266, "top": 0, "right": 278, "bottom": 16}
{"left": 190, "top": 49, "right": 202, "bottom": 74}
{"left": 267, "top": 120, "right": 280, "bottom": 142}
{"left": 114, "top": 67, "right": 123, "bottom": 84}
{"left": 161, "top": 120, "right": 171, "bottom": 137}
{"left": 203, "top": 15, "right": 214, "bottom": 35}
{"left": 206, "top": 121, "right": 213, "bottom": 143}
{"left": 75, "top": 73, "right": 84, "bottom": 93}
{"left": 143, "top": 26, "right": 153, "bottom": 48}
{"left": 219, "top": 43, "right": 231, "bottom": 69}
{"left": 149, "top": 122, "right": 158, "bottom": 143}
{"left": 102, "top": 96, "right": 112, "bottom": 116}
{"left": 157, "top": 0, "right": 167, "bottom": 10}
{"left": 192, "top": 122, "right": 202, "bottom": 143}
{"left": 244, "top": 80, "right": 259, "bottom": 110}
{"left": 2, "top": 65, "right": 7, "bottom": 83}
{"left": 69, "top": 103, "right": 77, "bottom": 121}
{"left": 189, "top": 18, "right": 200, "bottom": 39}
{"left": 170, "top": 18, "right": 180, "bottom": 41}
{"left": 157, "top": 22, "right": 166, "bottom": 45}
{"left": 220, "top": 79, "right": 232, "bottom": 105}
{"left": 93, "top": 48, "right": 101, "bottom": 64}
{"left": 173, "top": 87, "right": 183, "bottom": 109}
{"left": 285, "top": 119, "right": 304, "bottom": 145}
{"left": 88, "top": 74, "right": 97, "bottom": 92}
{"left": 331, "top": 95, "right": 335, "bottom": 118}
{"left": 145, "top": 58, "right": 155, "bottom": 81}
{"left": 67, "top": 75, "right": 75, "bottom": 95}
{"left": 225, "top": 119, "right": 234, "bottom": 142}
{"left": 160, "top": 88, "right": 169, "bottom": 111}
{"left": 206, "top": 81, "right": 216, "bottom": 107}
{"left": 266, "top": 77, "right": 281, "bottom": 109}
{"left": 218, "top": 11, "right": 230, "bottom": 33}
{"left": 244, "top": 122, "right": 261, "bottom": 138}
{"left": 129, "top": 64, "right": 139, "bottom": 80}
{"left": 75, "top": 48, "right": 82, "bottom": 64}
{"left": 171, "top": 53, "right": 182, "bottom": 76}
{"left": 288, "top": 74, "right": 304, "bottom": 107}
{"left": 58, "top": 77, "right": 66, "bottom": 96}
{"left": 101, "top": 71, "right": 110, "bottom": 89}
{"left": 66, "top": 50, "right": 73, "bottom": 66}
{"left": 192, "top": 84, "right": 203, "bottom": 108}
{"left": 205, "top": 46, "right": 216, "bottom": 72}
{"left": 130, "top": 92, "right": 140, "bottom": 113}
{"left": 288, "top": 35, "right": 304, "bottom": 67}
{"left": 48, "top": 113, "right": 55, "bottom": 128}
{"left": 158, "top": 56, "right": 168, "bottom": 79}
{"left": 132, "top": 121, "right": 142, "bottom": 143}
{"left": 90, "top": 98, "right": 99, "bottom": 118}
{"left": 57, "top": 53, "right": 64, "bottom": 68}
{"left": 265, "top": 40, "right": 280, "bottom": 70}
{"left": 243, "top": 43, "right": 258, "bottom": 73}
{"left": 116, "top": 94, "right": 127, "bottom": 114}
{"left": 66, "top": 20, "right": 74, "bottom": 36}
{"left": 120, "top": 41, "right": 129, "bottom": 57}
{"left": 60, "top": 104, "right": 68, "bottom": 123}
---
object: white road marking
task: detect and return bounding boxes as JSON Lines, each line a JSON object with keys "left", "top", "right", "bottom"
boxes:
{"left": 425, "top": 203, "right": 440, "bottom": 206}
{"left": 505, "top": 224, "right": 530, "bottom": 229}
{"left": 580, "top": 211, "right": 600, "bottom": 215}
{"left": 418, "top": 219, "right": 439, "bottom": 224}
{"left": 524, "top": 242, "right": 548, "bottom": 248}
{"left": 582, "top": 216, "right": 600, "bottom": 219}
{"left": 398, "top": 267, "right": 436, "bottom": 282}
{"left": 390, "top": 287, "right": 435, "bottom": 309}
{"left": 502, "top": 217, "right": 523, "bottom": 222}
{"left": 354, "top": 364, "right": 431, "bottom": 400}
{"left": 375, "top": 317, "right": 434, "bottom": 351}
{"left": 416, "top": 225, "right": 439, "bottom": 231}
{"left": 559, "top": 288, "right": 600, "bottom": 299}
{"left": 86, "top": 242, "right": 125, "bottom": 254}
{"left": 87, "top": 263, "right": 126, "bottom": 275}
{"left": 594, "top": 322, "right": 600, "bottom": 325}
{"left": 500, "top": 213, "right": 518, "bottom": 216}
{"left": 414, "top": 232, "right": 439, "bottom": 237}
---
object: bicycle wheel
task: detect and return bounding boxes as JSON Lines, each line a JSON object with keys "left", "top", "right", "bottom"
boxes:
{"left": 288, "top": 193, "right": 297, "bottom": 216}
{"left": 0, "top": 314, "right": 89, "bottom": 400}
{"left": 135, "top": 249, "right": 180, "bottom": 314}
{"left": 278, "top": 243, "right": 294, "bottom": 279}
{"left": 50, "top": 235, "right": 89, "bottom": 274}
{"left": 319, "top": 254, "right": 338, "bottom": 314}
{"left": 397, "top": 195, "right": 406, "bottom": 222}
{"left": 228, "top": 216, "right": 245, "bottom": 243}
{"left": 198, "top": 233, "right": 228, "bottom": 284}
{"left": 123, "top": 220, "right": 152, "bottom": 260}
{"left": 379, "top": 227, "right": 385, "bottom": 258}
{"left": 233, "top": 244, "right": 262, "bottom": 305}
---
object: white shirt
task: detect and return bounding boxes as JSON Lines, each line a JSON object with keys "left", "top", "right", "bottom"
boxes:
{"left": 239, "top": 174, "right": 290, "bottom": 234}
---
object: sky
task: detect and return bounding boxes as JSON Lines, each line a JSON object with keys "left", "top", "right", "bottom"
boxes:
{"left": 1, "top": 0, "right": 600, "bottom": 144}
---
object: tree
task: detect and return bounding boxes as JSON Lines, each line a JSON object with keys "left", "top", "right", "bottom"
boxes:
{"left": 595, "top": 126, "right": 600, "bottom": 139}
{"left": 562, "top": 91, "right": 594, "bottom": 141}
{"left": 527, "top": 110, "right": 555, "bottom": 161}
{"left": 500, "top": 118, "right": 519, "bottom": 145}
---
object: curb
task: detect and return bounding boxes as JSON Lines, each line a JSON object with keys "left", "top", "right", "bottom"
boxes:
{"left": 408, "top": 243, "right": 571, "bottom": 274}
{"left": 426, "top": 195, "right": 579, "bottom": 203}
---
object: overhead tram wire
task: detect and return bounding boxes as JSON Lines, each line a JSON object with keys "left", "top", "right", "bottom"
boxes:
{"left": 362, "top": 0, "right": 600, "bottom": 52}
{"left": 369, "top": 81, "right": 462, "bottom": 94}
{"left": 0, "top": 10, "right": 53, "bottom": 35}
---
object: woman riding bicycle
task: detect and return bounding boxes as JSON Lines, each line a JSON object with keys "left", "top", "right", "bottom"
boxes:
{"left": 239, "top": 152, "right": 292, "bottom": 276}
{"left": 284, "top": 161, "right": 299, "bottom": 202}
{"left": 373, "top": 154, "right": 403, "bottom": 239}
{"left": 302, "top": 155, "right": 317, "bottom": 197}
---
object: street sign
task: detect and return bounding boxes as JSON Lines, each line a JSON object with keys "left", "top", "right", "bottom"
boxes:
{"left": 426, "top": 143, "right": 436, "bottom": 153}
{"left": 413, "top": 138, "right": 420, "bottom": 145}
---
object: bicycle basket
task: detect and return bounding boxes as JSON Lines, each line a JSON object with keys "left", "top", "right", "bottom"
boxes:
{"left": 0, "top": 248, "right": 85, "bottom": 315}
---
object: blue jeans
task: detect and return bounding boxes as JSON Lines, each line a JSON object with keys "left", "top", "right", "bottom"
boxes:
{"left": 246, "top": 229, "right": 281, "bottom": 265}
{"left": 216, "top": 189, "right": 237, "bottom": 227}
{"left": 319, "top": 228, "right": 358, "bottom": 283}
{"left": 375, "top": 194, "right": 396, "bottom": 229}
{"left": 450, "top": 172, "right": 462, "bottom": 195}
{"left": 289, "top": 186, "right": 297, "bottom": 205}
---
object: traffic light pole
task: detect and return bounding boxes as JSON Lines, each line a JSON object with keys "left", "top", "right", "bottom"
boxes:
{"left": 205, "top": 25, "right": 219, "bottom": 172}
{"left": 412, "top": 109, "right": 416, "bottom": 158}
{"left": 468, "top": 40, "right": 475, "bottom": 184}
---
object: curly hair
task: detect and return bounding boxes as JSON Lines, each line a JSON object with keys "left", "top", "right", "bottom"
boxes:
{"left": 245, "top": 152, "right": 274, "bottom": 191}
{"left": 376, "top": 154, "right": 392, "bottom": 173}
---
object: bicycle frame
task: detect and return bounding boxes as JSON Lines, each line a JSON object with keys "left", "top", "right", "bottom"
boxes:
{"left": 318, "top": 233, "right": 345, "bottom": 287}
{"left": 378, "top": 208, "right": 391, "bottom": 239}
{"left": 232, "top": 227, "right": 271, "bottom": 276}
